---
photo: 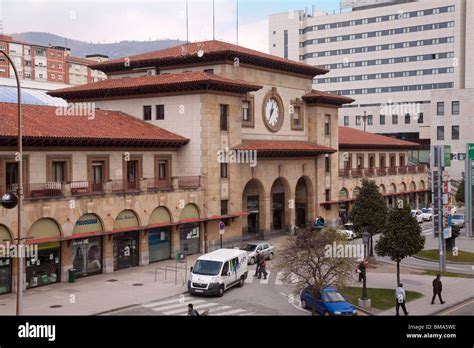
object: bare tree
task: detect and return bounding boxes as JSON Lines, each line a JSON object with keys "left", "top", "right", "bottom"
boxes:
{"left": 276, "top": 227, "right": 354, "bottom": 316}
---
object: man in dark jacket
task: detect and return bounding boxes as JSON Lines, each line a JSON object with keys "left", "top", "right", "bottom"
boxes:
{"left": 253, "top": 250, "right": 262, "bottom": 277}
{"left": 431, "top": 275, "right": 445, "bottom": 304}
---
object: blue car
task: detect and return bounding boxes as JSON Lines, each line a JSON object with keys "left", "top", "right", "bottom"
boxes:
{"left": 300, "top": 287, "right": 357, "bottom": 316}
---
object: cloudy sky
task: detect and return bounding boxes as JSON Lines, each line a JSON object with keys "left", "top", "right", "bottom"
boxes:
{"left": 1, "top": 0, "right": 340, "bottom": 52}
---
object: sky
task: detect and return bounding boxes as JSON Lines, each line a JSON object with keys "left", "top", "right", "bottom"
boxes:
{"left": 0, "top": 0, "right": 341, "bottom": 53}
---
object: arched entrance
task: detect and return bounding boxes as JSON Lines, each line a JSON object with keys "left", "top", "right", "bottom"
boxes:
{"left": 338, "top": 188, "right": 350, "bottom": 224}
{"left": 388, "top": 183, "right": 397, "bottom": 207}
{"left": 242, "top": 179, "right": 265, "bottom": 235}
{"left": 113, "top": 210, "right": 140, "bottom": 271}
{"left": 72, "top": 213, "right": 104, "bottom": 277}
{"left": 148, "top": 206, "right": 172, "bottom": 262}
{"left": 295, "top": 177, "right": 313, "bottom": 228}
{"left": 26, "top": 218, "right": 62, "bottom": 288}
{"left": 419, "top": 180, "right": 427, "bottom": 207}
{"left": 179, "top": 204, "right": 200, "bottom": 255}
{"left": 400, "top": 182, "right": 407, "bottom": 207}
{"left": 270, "top": 177, "right": 290, "bottom": 231}
{"left": 0, "top": 225, "right": 12, "bottom": 295}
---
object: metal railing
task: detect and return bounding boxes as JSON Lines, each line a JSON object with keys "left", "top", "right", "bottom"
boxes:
{"left": 339, "top": 165, "right": 427, "bottom": 178}
{"left": 70, "top": 180, "right": 105, "bottom": 196}
{"left": 24, "top": 182, "right": 63, "bottom": 200}
{"left": 178, "top": 176, "right": 201, "bottom": 189}
{"left": 147, "top": 178, "right": 172, "bottom": 191}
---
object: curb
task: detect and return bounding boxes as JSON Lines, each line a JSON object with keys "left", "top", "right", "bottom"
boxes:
{"left": 433, "top": 297, "right": 474, "bottom": 315}
{"left": 353, "top": 304, "right": 375, "bottom": 316}
{"left": 412, "top": 255, "right": 474, "bottom": 266}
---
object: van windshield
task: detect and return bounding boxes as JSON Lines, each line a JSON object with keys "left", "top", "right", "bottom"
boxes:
{"left": 193, "top": 260, "right": 223, "bottom": 276}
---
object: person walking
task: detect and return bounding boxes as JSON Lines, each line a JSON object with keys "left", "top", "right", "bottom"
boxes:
{"left": 188, "top": 303, "right": 200, "bottom": 316}
{"left": 257, "top": 257, "right": 268, "bottom": 280}
{"left": 253, "top": 250, "right": 262, "bottom": 277}
{"left": 431, "top": 275, "right": 445, "bottom": 304}
{"left": 356, "top": 261, "right": 365, "bottom": 282}
{"left": 395, "top": 283, "right": 409, "bottom": 316}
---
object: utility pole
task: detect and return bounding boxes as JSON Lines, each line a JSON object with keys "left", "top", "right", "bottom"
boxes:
{"left": 432, "top": 145, "right": 447, "bottom": 273}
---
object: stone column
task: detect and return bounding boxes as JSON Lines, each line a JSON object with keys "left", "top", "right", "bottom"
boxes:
{"left": 139, "top": 230, "right": 149, "bottom": 266}
{"left": 261, "top": 196, "right": 271, "bottom": 240}
{"left": 60, "top": 240, "right": 72, "bottom": 282}
{"left": 103, "top": 235, "right": 114, "bottom": 273}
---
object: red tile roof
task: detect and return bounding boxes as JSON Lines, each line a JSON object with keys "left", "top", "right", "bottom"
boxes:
{"left": 48, "top": 71, "right": 262, "bottom": 100}
{"left": 302, "top": 89, "right": 355, "bottom": 106}
{"left": 339, "top": 126, "right": 420, "bottom": 150}
{"left": 90, "top": 40, "right": 328, "bottom": 77}
{"left": 233, "top": 140, "right": 336, "bottom": 157}
{"left": 0, "top": 102, "right": 188, "bottom": 148}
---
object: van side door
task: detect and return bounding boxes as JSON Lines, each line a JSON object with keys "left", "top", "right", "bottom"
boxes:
{"left": 220, "top": 261, "right": 232, "bottom": 289}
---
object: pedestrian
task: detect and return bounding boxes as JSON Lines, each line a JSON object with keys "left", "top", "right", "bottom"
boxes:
{"left": 253, "top": 250, "right": 262, "bottom": 277}
{"left": 431, "top": 275, "right": 445, "bottom": 304}
{"left": 395, "top": 283, "right": 409, "bottom": 316}
{"left": 188, "top": 303, "right": 200, "bottom": 316}
{"left": 356, "top": 261, "right": 365, "bottom": 282}
{"left": 258, "top": 258, "right": 268, "bottom": 280}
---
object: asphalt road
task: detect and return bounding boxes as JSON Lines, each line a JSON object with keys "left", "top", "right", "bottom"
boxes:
{"left": 438, "top": 298, "right": 474, "bottom": 315}
{"left": 108, "top": 264, "right": 309, "bottom": 316}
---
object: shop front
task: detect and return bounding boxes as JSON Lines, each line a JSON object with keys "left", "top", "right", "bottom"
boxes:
{"left": 71, "top": 214, "right": 104, "bottom": 278}
{"left": 113, "top": 210, "right": 140, "bottom": 271}
{"left": 178, "top": 204, "right": 200, "bottom": 255}
{"left": 0, "top": 225, "right": 12, "bottom": 295}
{"left": 25, "top": 218, "right": 61, "bottom": 288}
{"left": 148, "top": 207, "right": 172, "bottom": 263}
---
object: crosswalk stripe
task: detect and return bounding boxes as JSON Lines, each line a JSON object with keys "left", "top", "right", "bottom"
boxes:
{"left": 178, "top": 305, "right": 234, "bottom": 316}
{"left": 215, "top": 308, "right": 246, "bottom": 316}
{"left": 151, "top": 299, "right": 205, "bottom": 312}
{"left": 143, "top": 296, "right": 191, "bottom": 308}
{"left": 260, "top": 271, "right": 270, "bottom": 284}
{"left": 275, "top": 271, "right": 284, "bottom": 285}
{"left": 245, "top": 275, "right": 255, "bottom": 283}
{"left": 164, "top": 302, "right": 219, "bottom": 315}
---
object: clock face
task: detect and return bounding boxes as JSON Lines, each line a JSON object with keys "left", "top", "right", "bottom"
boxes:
{"left": 265, "top": 98, "right": 280, "bottom": 127}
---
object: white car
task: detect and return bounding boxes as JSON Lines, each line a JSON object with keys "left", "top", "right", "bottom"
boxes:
{"left": 411, "top": 210, "right": 424, "bottom": 224}
{"left": 451, "top": 214, "right": 465, "bottom": 228}
{"left": 240, "top": 242, "right": 275, "bottom": 265}
{"left": 337, "top": 227, "right": 356, "bottom": 240}
{"left": 420, "top": 208, "right": 433, "bottom": 222}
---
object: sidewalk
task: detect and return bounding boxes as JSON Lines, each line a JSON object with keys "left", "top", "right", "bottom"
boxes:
{"left": 351, "top": 272, "right": 474, "bottom": 315}
{"left": 0, "top": 255, "right": 201, "bottom": 316}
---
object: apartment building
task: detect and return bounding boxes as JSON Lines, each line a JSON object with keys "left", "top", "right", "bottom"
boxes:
{"left": 0, "top": 34, "right": 107, "bottom": 88}
{"left": 269, "top": 0, "right": 473, "bottom": 163}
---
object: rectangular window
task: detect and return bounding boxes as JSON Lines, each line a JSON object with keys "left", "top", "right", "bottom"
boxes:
{"left": 220, "top": 104, "right": 228, "bottom": 131}
{"left": 452, "top": 125, "right": 459, "bottom": 140}
{"left": 392, "top": 114, "right": 398, "bottom": 125}
{"left": 417, "top": 113, "right": 424, "bottom": 124}
{"left": 220, "top": 200, "right": 228, "bottom": 216}
{"left": 220, "top": 162, "right": 228, "bottom": 179}
{"left": 437, "top": 126, "right": 444, "bottom": 140}
{"left": 158, "top": 160, "right": 168, "bottom": 179}
{"left": 325, "top": 189, "right": 331, "bottom": 202}
{"left": 324, "top": 115, "right": 330, "bottom": 135}
{"left": 405, "top": 114, "right": 411, "bottom": 124}
{"left": 283, "top": 30, "right": 288, "bottom": 59}
{"left": 437, "top": 102, "right": 444, "bottom": 115}
{"left": 367, "top": 115, "right": 373, "bottom": 125}
{"left": 344, "top": 116, "right": 349, "bottom": 126}
{"left": 242, "top": 101, "right": 250, "bottom": 122}
{"left": 143, "top": 105, "right": 152, "bottom": 121}
{"left": 356, "top": 116, "right": 361, "bottom": 126}
{"left": 52, "top": 161, "right": 66, "bottom": 182}
{"left": 325, "top": 156, "right": 330, "bottom": 172}
{"left": 452, "top": 101, "right": 460, "bottom": 115}
{"left": 380, "top": 114, "right": 385, "bottom": 125}
{"left": 156, "top": 104, "right": 165, "bottom": 120}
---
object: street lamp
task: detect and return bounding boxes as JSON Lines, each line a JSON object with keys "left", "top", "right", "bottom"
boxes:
{"left": 358, "top": 228, "right": 372, "bottom": 308}
{"left": 0, "top": 49, "right": 24, "bottom": 316}
{"left": 362, "top": 111, "right": 368, "bottom": 132}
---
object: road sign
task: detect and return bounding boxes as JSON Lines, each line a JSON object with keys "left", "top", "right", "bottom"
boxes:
{"left": 443, "top": 227, "right": 452, "bottom": 239}
{"left": 444, "top": 145, "right": 451, "bottom": 167}
{"left": 219, "top": 221, "right": 225, "bottom": 235}
{"left": 468, "top": 143, "right": 474, "bottom": 159}
{"left": 451, "top": 153, "right": 466, "bottom": 161}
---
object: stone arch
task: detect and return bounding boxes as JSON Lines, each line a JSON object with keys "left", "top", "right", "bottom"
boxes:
{"left": 410, "top": 181, "right": 416, "bottom": 191}
{"left": 149, "top": 206, "right": 173, "bottom": 226}
{"left": 389, "top": 183, "right": 397, "bottom": 193}
{"left": 270, "top": 177, "right": 291, "bottom": 231}
{"left": 242, "top": 178, "right": 266, "bottom": 235}
{"left": 27, "top": 218, "right": 62, "bottom": 240}
{"left": 400, "top": 182, "right": 407, "bottom": 193}
{"left": 113, "top": 209, "right": 140, "bottom": 230}
{"left": 179, "top": 203, "right": 200, "bottom": 221}
{"left": 339, "top": 188, "right": 349, "bottom": 199}
{"left": 352, "top": 186, "right": 361, "bottom": 199}
{"left": 72, "top": 213, "right": 104, "bottom": 235}
{"left": 419, "top": 180, "right": 426, "bottom": 190}
{"left": 0, "top": 224, "right": 12, "bottom": 243}
{"left": 295, "top": 176, "right": 314, "bottom": 227}
{"left": 379, "top": 184, "right": 386, "bottom": 195}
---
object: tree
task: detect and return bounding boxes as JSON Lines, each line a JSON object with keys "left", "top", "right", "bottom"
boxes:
{"left": 455, "top": 177, "right": 465, "bottom": 204}
{"left": 276, "top": 227, "right": 354, "bottom": 316}
{"left": 375, "top": 206, "right": 425, "bottom": 285}
{"left": 349, "top": 178, "right": 388, "bottom": 256}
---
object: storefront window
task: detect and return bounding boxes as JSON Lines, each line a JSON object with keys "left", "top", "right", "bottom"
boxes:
{"left": 148, "top": 228, "right": 171, "bottom": 263}
{"left": 0, "top": 257, "right": 12, "bottom": 294}
{"left": 72, "top": 237, "right": 103, "bottom": 277}
{"left": 26, "top": 242, "right": 60, "bottom": 288}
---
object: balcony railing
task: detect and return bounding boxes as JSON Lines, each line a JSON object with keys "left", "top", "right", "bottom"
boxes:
{"left": 339, "top": 165, "right": 427, "bottom": 178}
{"left": 70, "top": 181, "right": 105, "bottom": 196}
{"left": 111, "top": 179, "right": 140, "bottom": 193}
{"left": 177, "top": 176, "right": 201, "bottom": 189}
{"left": 147, "top": 178, "right": 172, "bottom": 191}
{"left": 25, "top": 182, "right": 63, "bottom": 200}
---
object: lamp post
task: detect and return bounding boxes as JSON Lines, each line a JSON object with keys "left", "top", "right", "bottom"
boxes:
{"left": 358, "top": 228, "right": 371, "bottom": 308}
{"left": 362, "top": 111, "right": 368, "bottom": 132}
{"left": 0, "top": 49, "right": 23, "bottom": 316}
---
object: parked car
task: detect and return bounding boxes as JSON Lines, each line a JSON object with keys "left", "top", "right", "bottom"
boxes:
{"left": 411, "top": 210, "right": 424, "bottom": 224}
{"left": 240, "top": 242, "right": 275, "bottom": 265}
{"left": 337, "top": 227, "right": 356, "bottom": 240}
{"left": 451, "top": 214, "right": 465, "bottom": 228}
{"left": 188, "top": 249, "right": 248, "bottom": 297}
{"left": 421, "top": 208, "right": 433, "bottom": 221}
{"left": 300, "top": 287, "right": 357, "bottom": 316}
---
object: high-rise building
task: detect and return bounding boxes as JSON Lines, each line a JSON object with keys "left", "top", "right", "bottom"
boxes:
{"left": 269, "top": 0, "right": 473, "bottom": 164}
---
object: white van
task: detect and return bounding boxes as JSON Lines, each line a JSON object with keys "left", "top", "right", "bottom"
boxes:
{"left": 188, "top": 249, "right": 248, "bottom": 297}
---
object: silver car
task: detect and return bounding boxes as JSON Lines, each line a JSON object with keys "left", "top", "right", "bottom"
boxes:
{"left": 240, "top": 242, "right": 275, "bottom": 265}
{"left": 451, "top": 214, "right": 465, "bottom": 228}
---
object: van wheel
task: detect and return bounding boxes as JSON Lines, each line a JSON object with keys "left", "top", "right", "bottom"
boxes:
{"left": 269, "top": 252, "right": 273, "bottom": 260}
{"left": 217, "top": 285, "right": 224, "bottom": 297}
{"left": 238, "top": 276, "right": 245, "bottom": 287}
{"left": 250, "top": 257, "right": 255, "bottom": 265}
{"left": 301, "top": 299, "right": 308, "bottom": 309}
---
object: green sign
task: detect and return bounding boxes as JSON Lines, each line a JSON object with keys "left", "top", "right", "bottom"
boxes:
{"left": 444, "top": 145, "right": 451, "bottom": 167}
{"left": 468, "top": 143, "right": 474, "bottom": 159}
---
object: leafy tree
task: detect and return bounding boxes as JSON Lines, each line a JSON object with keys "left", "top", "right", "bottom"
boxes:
{"left": 375, "top": 206, "right": 425, "bottom": 285}
{"left": 276, "top": 227, "right": 353, "bottom": 316}
{"left": 349, "top": 178, "right": 388, "bottom": 256}
{"left": 455, "top": 177, "right": 465, "bottom": 204}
